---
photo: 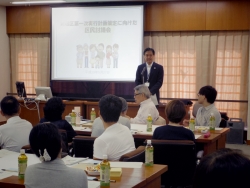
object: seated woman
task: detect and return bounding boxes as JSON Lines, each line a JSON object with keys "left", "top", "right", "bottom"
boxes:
{"left": 193, "top": 148, "right": 250, "bottom": 188}
{"left": 40, "top": 97, "right": 76, "bottom": 143}
{"left": 153, "top": 100, "right": 195, "bottom": 141}
{"left": 25, "top": 123, "right": 88, "bottom": 188}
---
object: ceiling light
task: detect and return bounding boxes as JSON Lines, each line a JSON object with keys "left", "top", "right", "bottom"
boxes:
{"left": 11, "top": 0, "right": 66, "bottom": 4}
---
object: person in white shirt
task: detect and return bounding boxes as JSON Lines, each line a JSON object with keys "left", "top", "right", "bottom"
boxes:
{"left": 93, "top": 94, "right": 135, "bottom": 161}
{"left": 130, "top": 84, "right": 159, "bottom": 124}
{"left": 195, "top": 85, "right": 221, "bottom": 127}
{"left": 91, "top": 97, "right": 131, "bottom": 137}
{"left": 0, "top": 96, "right": 32, "bottom": 152}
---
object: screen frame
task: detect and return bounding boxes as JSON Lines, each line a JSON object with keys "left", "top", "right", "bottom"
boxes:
{"left": 35, "top": 87, "right": 53, "bottom": 99}
{"left": 49, "top": 3, "right": 145, "bottom": 101}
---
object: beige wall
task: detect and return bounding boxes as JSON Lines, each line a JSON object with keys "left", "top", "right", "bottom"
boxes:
{"left": 0, "top": 6, "right": 10, "bottom": 121}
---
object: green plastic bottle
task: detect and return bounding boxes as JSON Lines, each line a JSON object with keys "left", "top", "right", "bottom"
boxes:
{"left": 18, "top": 149, "right": 27, "bottom": 180}
{"left": 90, "top": 108, "right": 96, "bottom": 122}
{"left": 100, "top": 155, "right": 110, "bottom": 188}
{"left": 70, "top": 110, "right": 76, "bottom": 126}
{"left": 209, "top": 113, "right": 215, "bottom": 131}
{"left": 145, "top": 140, "right": 154, "bottom": 166}
{"left": 147, "top": 114, "right": 152, "bottom": 132}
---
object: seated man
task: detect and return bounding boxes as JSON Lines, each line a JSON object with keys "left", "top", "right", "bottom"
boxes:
{"left": 153, "top": 100, "right": 195, "bottom": 141}
{"left": 93, "top": 94, "right": 135, "bottom": 161}
{"left": 130, "top": 84, "right": 159, "bottom": 124}
{"left": 40, "top": 97, "right": 76, "bottom": 143}
{"left": 0, "top": 96, "right": 32, "bottom": 152}
{"left": 195, "top": 85, "right": 221, "bottom": 127}
{"left": 91, "top": 97, "right": 131, "bottom": 137}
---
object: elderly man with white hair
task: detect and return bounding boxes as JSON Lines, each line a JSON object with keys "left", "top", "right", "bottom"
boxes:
{"left": 130, "top": 84, "right": 159, "bottom": 124}
{"left": 91, "top": 97, "right": 131, "bottom": 137}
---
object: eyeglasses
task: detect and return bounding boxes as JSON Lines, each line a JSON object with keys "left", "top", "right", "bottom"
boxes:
{"left": 134, "top": 93, "right": 141, "bottom": 97}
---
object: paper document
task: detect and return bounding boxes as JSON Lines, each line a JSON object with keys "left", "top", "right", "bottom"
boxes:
{"left": 88, "top": 181, "right": 100, "bottom": 188}
{"left": 110, "top": 162, "right": 142, "bottom": 168}
{"left": 62, "top": 156, "right": 88, "bottom": 165}
{"left": 195, "top": 135, "right": 202, "bottom": 139}
{"left": 150, "top": 94, "right": 158, "bottom": 105}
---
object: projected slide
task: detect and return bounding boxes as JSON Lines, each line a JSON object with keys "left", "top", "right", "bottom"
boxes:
{"left": 51, "top": 6, "right": 143, "bottom": 81}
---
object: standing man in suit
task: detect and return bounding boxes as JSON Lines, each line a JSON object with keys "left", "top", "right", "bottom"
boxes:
{"left": 135, "top": 48, "right": 164, "bottom": 103}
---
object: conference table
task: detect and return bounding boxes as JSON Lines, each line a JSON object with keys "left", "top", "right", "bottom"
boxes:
{"left": 73, "top": 124, "right": 230, "bottom": 156}
{"left": 0, "top": 156, "right": 167, "bottom": 188}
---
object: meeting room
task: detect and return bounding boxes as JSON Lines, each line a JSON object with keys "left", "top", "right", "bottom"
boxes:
{"left": 0, "top": 0, "right": 250, "bottom": 188}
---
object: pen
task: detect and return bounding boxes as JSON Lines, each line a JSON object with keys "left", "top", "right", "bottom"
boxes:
{"left": 93, "top": 178, "right": 116, "bottom": 183}
{"left": 1, "top": 169, "right": 18, "bottom": 172}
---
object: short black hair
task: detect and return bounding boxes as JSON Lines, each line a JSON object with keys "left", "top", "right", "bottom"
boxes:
{"left": 0, "top": 96, "right": 20, "bottom": 116}
{"left": 99, "top": 94, "right": 122, "bottom": 123}
{"left": 144, "top": 48, "right": 155, "bottom": 55}
{"left": 165, "top": 100, "right": 186, "bottom": 123}
{"left": 193, "top": 148, "right": 250, "bottom": 188}
{"left": 198, "top": 85, "right": 217, "bottom": 104}
{"left": 29, "top": 123, "right": 61, "bottom": 161}
{"left": 43, "top": 97, "right": 65, "bottom": 121}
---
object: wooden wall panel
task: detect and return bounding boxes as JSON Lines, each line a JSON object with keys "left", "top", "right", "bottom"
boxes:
{"left": 6, "top": 1, "right": 250, "bottom": 33}
{"left": 40, "top": 6, "right": 51, "bottom": 33}
{"left": 7, "top": 5, "right": 50, "bottom": 33}
{"left": 145, "top": 1, "right": 207, "bottom": 31}
{"left": 7, "top": 6, "right": 40, "bottom": 33}
{"left": 206, "top": 1, "right": 250, "bottom": 30}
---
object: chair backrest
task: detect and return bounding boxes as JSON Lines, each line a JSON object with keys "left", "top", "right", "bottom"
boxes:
{"left": 58, "top": 129, "right": 68, "bottom": 153}
{"left": 153, "top": 116, "right": 166, "bottom": 125}
{"left": 146, "top": 139, "right": 196, "bottom": 188}
{"left": 21, "top": 144, "right": 34, "bottom": 154}
{"left": 73, "top": 136, "right": 96, "bottom": 158}
{"left": 119, "top": 146, "right": 145, "bottom": 162}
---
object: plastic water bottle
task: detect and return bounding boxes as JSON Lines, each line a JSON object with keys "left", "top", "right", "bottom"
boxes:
{"left": 100, "top": 154, "right": 110, "bottom": 188}
{"left": 18, "top": 149, "right": 27, "bottom": 180}
{"left": 209, "top": 113, "right": 215, "bottom": 131}
{"left": 147, "top": 114, "right": 152, "bottom": 132}
{"left": 70, "top": 110, "right": 76, "bottom": 126}
{"left": 90, "top": 108, "right": 96, "bottom": 122}
{"left": 189, "top": 115, "right": 195, "bottom": 132}
{"left": 145, "top": 140, "right": 154, "bottom": 166}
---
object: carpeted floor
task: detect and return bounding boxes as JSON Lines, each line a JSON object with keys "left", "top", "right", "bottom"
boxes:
{"left": 226, "top": 143, "right": 250, "bottom": 158}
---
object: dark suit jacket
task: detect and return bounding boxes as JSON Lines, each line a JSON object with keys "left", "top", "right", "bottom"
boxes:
{"left": 135, "top": 62, "right": 164, "bottom": 102}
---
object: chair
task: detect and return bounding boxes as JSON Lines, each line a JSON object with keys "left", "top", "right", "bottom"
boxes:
{"left": 58, "top": 129, "right": 69, "bottom": 153}
{"left": 153, "top": 116, "right": 166, "bottom": 125}
{"left": 145, "top": 139, "right": 197, "bottom": 188}
{"left": 119, "top": 146, "right": 145, "bottom": 162}
{"left": 21, "top": 145, "right": 33, "bottom": 154}
{"left": 73, "top": 136, "right": 96, "bottom": 158}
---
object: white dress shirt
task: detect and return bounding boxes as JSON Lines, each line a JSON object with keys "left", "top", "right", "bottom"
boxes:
{"left": 130, "top": 98, "right": 159, "bottom": 124}
{"left": 0, "top": 116, "right": 32, "bottom": 152}
{"left": 93, "top": 123, "right": 135, "bottom": 161}
{"left": 195, "top": 104, "right": 221, "bottom": 127}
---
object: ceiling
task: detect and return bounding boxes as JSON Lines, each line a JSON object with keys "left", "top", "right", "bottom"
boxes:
{"left": 0, "top": 0, "right": 209, "bottom": 7}
{"left": 0, "top": 0, "right": 173, "bottom": 6}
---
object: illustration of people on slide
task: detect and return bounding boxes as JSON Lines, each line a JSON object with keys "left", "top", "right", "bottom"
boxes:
{"left": 83, "top": 43, "right": 89, "bottom": 68}
{"left": 113, "top": 44, "right": 119, "bottom": 68}
{"left": 76, "top": 44, "right": 84, "bottom": 68}
{"left": 97, "top": 43, "right": 105, "bottom": 68}
{"left": 106, "top": 45, "right": 112, "bottom": 68}
{"left": 89, "top": 44, "right": 97, "bottom": 68}
{"left": 95, "top": 55, "right": 101, "bottom": 69}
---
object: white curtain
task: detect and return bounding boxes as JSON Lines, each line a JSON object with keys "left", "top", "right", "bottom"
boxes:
{"left": 144, "top": 31, "right": 249, "bottom": 122}
{"left": 9, "top": 34, "right": 50, "bottom": 95}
